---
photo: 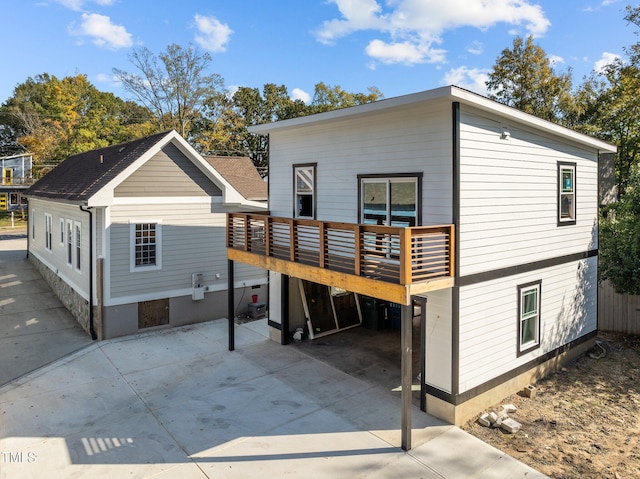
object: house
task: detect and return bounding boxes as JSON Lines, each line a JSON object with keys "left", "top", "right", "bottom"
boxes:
{"left": 226, "top": 85, "right": 616, "bottom": 449}
{"left": 26, "top": 130, "right": 268, "bottom": 340}
{"left": 1, "top": 153, "right": 33, "bottom": 211}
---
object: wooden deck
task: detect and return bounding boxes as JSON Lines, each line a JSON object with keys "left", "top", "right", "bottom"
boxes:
{"left": 227, "top": 213, "right": 455, "bottom": 305}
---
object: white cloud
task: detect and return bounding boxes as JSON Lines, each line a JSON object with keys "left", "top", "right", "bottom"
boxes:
{"left": 548, "top": 54, "right": 564, "bottom": 66}
{"left": 291, "top": 88, "right": 311, "bottom": 103}
{"left": 316, "top": 0, "right": 551, "bottom": 66}
{"left": 70, "top": 13, "right": 132, "bottom": 49}
{"left": 441, "top": 66, "right": 490, "bottom": 95}
{"left": 466, "top": 41, "right": 483, "bottom": 55}
{"left": 54, "top": 0, "right": 116, "bottom": 11}
{"left": 95, "top": 72, "right": 121, "bottom": 88}
{"left": 594, "top": 52, "right": 621, "bottom": 73}
{"left": 366, "top": 39, "right": 446, "bottom": 65}
{"left": 194, "top": 14, "right": 233, "bottom": 53}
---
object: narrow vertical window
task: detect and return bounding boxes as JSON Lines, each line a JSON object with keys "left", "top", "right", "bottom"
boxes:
{"left": 517, "top": 281, "right": 541, "bottom": 356}
{"left": 294, "top": 164, "right": 316, "bottom": 219}
{"left": 558, "top": 162, "right": 576, "bottom": 225}
{"left": 60, "top": 219, "right": 65, "bottom": 245}
{"left": 66, "top": 220, "right": 73, "bottom": 266}
{"left": 44, "top": 213, "right": 52, "bottom": 251}
{"left": 75, "top": 222, "right": 81, "bottom": 270}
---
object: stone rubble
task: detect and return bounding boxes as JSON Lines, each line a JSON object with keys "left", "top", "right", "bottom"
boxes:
{"left": 477, "top": 403, "right": 522, "bottom": 434}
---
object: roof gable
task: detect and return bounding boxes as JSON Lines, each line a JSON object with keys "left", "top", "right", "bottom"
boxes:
{"left": 26, "top": 131, "right": 172, "bottom": 202}
{"left": 115, "top": 143, "right": 223, "bottom": 198}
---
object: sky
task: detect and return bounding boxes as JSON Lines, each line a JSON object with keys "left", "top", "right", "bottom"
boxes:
{"left": 1, "top": 0, "right": 638, "bottom": 105}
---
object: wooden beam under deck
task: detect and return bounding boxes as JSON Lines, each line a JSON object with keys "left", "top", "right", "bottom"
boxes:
{"left": 228, "top": 248, "right": 453, "bottom": 305}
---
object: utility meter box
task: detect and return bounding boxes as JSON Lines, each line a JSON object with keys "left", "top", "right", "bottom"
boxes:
{"left": 192, "top": 273, "right": 205, "bottom": 301}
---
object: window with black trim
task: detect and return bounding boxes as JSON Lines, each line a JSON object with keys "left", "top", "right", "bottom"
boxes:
{"left": 558, "top": 162, "right": 576, "bottom": 225}
{"left": 358, "top": 174, "right": 421, "bottom": 227}
{"left": 294, "top": 164, "right": 316, "bottom": 219}
{"left": 517, "top": 280, "right": 541, "bottom": 356}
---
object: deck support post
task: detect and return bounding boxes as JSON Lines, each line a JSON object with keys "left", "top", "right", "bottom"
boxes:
{"left": 228, "top": 259, "right": 235, "bottom": 351}
{"left": 401, "top": 302, "right": 413, "bottom": 451}
{"left": 281, "top": 274, "right": 290, "bottom": 345}
{"left": 418, "top": 296, "right": 427, "bottom": 412}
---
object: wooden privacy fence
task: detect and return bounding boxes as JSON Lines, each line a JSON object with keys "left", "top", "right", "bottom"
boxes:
{"left": 227, "top": 213, "right": 454, "bottom": 286}
{"left": 598, "top": 280, "right": 640, "bottom": 335}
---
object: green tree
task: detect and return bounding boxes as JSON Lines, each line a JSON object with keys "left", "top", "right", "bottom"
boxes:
{"left": 113, "top": 43, "right": 223, "bottom": 139}
{"left": 486, "top": 35, "right": 574, "bottom": 123}
{"left": 599, "top": 164, "right": 640, "bottom": 294}
{"left": 310, "top": 82, "right": 383, "bottom": 114}
{"left": 0, "top": 73, "right": 154, "bottom": 171}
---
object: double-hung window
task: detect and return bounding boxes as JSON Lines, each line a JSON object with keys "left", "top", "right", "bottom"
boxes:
{"left": 294, "top": 164, "right": 316, "bottom": 219}
{"left": 131, "top": 222, "right": 162, "bottom": 271}
{"left": 44, "top": 213, "right": 52, "bottom": 251}
{"left": 74, "top": 222, "right": 81, "bottom": 271}
{"left": 517, "top": 281, "right": 541, "bottom": 356}
{"left": 66, "top": 220, "right": 73, "bottom": 266}
{"left": 558, "top": 162, "right": 576, "bottom": 225}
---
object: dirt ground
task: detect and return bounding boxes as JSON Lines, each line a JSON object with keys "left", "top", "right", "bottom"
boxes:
{"left": 461, "top": 332, "right": 640, "bottom": 479}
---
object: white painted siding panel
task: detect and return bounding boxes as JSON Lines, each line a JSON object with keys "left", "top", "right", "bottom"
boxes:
{"left": 457, "top": 256, "right": 597, "bottom": 393}
{"left": 459, "top": 106, "right": 599, "bottom": 276}
{"left": 423, "top": 289, "right": 452, "bottom": 393}
{"left": 107, "top": 202, "right": 266, "bottom": 301}
{"left": 268, "top": 102, "right": 454, "bottom": 226}
{"left": 27, "top": 198, "right": 90, "bottom": 297}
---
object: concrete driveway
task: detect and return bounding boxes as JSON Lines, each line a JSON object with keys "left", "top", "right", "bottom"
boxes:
{"left": 0, "top": 316, "right": 547, "bottom": 478}
{"left": 0, "top": 230, "right": 92, "bottom": 386}
{"left": 0, "top": 228, "right": 547, "bottom": 478}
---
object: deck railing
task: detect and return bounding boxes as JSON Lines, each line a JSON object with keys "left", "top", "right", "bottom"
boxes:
{"left": 227, "top": 213, "right": 454, "bottom": 286}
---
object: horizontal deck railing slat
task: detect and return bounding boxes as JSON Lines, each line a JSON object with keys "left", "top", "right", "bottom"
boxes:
{"left": 227, "top": 213, "right": 454, "bottom": 288}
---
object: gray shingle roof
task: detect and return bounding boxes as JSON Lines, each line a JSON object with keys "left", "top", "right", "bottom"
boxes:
{"left": 203, "top": 156, "right": 267, "bottom": 202}
{"left": 25, "top": 131, "right": 172, "bottom": 202}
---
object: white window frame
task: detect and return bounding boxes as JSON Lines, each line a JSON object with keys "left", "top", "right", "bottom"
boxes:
{"left": 293, "top": 164, "right": 316, "bottom": 219}
{"left": 558, "top": 162, "right": 576, "bottom": 225}
{"left": 66, "top": 219, "right": 73, "bottom": 267}
{"left": 59, "top": 218, "right": 65, "bottom": 246}
{"left": 74, "top": 222, "right": 82, "bottom": 272}
{"left": 518, "top": 281, "right": 541, "bottom": 356}
{"left": 130, "top": 221, "right": 162, "bottom": 272}
{"left": 44, "top": 213, "right": 53, "bottom": 252}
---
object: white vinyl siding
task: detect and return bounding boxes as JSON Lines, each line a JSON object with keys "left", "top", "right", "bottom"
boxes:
{"left": 423, "top": 289, "right": 452, "bottom": 393}
{"left": 268, "top": 101, "right": 453, "bottom": 226}
{"left": 457, "top": 256, "right": 597, "bottom": 393}
{"left": 26, "top": 198, "right": 89, "bottom": 298}
{"left": 107, "top": 202, "right": 266, "bottom": 302}
{"left": 458, "top": 106, "right": 599, "bottom": 277}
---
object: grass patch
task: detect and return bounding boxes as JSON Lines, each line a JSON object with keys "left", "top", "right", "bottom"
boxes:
{"left": 0, "top": 209, "right": 28, "bottom": 229}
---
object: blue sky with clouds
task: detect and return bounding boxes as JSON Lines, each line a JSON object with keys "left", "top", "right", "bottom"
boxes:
{"left": 1, "top": 0, "right": 637, "bottom": 104}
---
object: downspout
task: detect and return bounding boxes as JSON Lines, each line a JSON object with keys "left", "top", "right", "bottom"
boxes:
{"left": 79, "top": 205, "right": 97, "bottom": 340}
